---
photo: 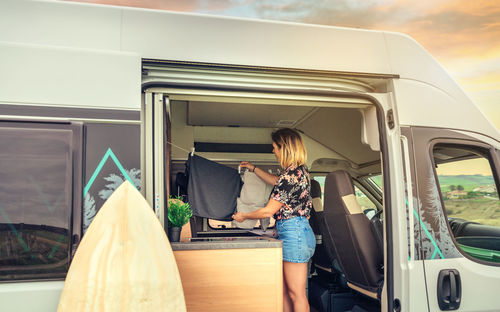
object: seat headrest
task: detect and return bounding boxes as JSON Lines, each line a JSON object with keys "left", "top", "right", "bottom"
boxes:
{"left": 324, "top": 170, "right": 362, "bottom": 215}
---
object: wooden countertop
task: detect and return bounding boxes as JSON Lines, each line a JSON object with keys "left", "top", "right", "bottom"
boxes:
{"left": 171, "top": 236, "right": 282, "bottom": 250}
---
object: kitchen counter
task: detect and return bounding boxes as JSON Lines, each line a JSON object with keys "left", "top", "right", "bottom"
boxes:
{"left": 171, "top": 236, "right": 282, "bottom": 250}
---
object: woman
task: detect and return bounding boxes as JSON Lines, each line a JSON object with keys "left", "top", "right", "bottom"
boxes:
{"left": 232, "top": 128, "right": 315, "bottom": 312}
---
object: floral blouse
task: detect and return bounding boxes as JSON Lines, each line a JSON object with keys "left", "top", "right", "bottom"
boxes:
{"left": 271, "top": 165, "right": 312, "bottom": 220}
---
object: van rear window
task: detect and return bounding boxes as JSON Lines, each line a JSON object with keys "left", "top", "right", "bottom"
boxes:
{"left": 0, "top": 127, "right": 73, "bottom": 280}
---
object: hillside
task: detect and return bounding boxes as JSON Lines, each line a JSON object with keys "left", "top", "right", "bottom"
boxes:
{"left": 438, "top": 174, "right": 496, "bottom": 192}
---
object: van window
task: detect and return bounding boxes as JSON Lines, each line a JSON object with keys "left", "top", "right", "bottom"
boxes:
{"left": 367, "top": 174, "right": 383, "bottom": 190}
{"left": 209, "top": 218, "right": 276, "bottom": 230}
{"left": 312, "top": 176, "right": 326, "bottom": 199}
{"left": 433, "top": 144, "right": 500, "bottom": 264}
{"left": 0, "top": 126, "right": 77, "bottom": 280}
{"left": 312, "top": 175, "right": 377, "bottom": 215}
{"left": 355, "top": 185, "right": 377, "bottom": 213}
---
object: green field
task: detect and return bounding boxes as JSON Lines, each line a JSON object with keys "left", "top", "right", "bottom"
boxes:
{"left": 444, "top": 198, "right": 500, "bottom": 227}
{"left": 437, "top": 175, "right": 499, "bottom": 226}
{"left": 438, "top": 174, "right": 496, "bottom": 192}
{"left": 369, "top": 175, "right": 383, "bottom": 188}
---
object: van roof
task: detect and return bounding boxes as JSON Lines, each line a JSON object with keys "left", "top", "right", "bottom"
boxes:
{"left": 0, "top": 0, "right": 498, "bottom": 141}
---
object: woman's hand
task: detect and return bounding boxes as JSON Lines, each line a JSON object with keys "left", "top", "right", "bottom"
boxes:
{"left": 239, "top": 161, "right": 255, "bottom": 172}
{"left": 240, "top": 161, "right": 278, "bottom": 185}
{"left": 233, "top": 199, "right": 282, "bottom": 221}
{"left": 232, "top": 212, "right": 246, "bottom": 223}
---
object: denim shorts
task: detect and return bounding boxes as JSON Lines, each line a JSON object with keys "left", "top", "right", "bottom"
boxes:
{"left": 276, "top": 216, "right": 316, "bottom": 263}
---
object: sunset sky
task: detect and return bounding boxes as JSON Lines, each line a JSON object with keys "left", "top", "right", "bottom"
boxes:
{"left": 67, "top": 0, "right": 500, "bottom": 130}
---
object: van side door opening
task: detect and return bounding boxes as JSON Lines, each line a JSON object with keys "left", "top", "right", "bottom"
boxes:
{"left": 141, "top": 60, "right": 405, "bottom": 311}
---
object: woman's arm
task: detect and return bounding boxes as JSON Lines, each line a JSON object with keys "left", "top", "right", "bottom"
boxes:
{"left": 240, "top": 161, "right": 278, "bottom": 185}
{"left": 232, "top": 199, "right": 282, "bottom": 222}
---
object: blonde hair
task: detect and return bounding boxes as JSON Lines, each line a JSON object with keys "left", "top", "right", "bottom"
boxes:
{"left": 272, "top": 128, "right": 307, "bottom": 168}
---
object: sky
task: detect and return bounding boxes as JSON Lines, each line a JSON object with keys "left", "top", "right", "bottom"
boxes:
{"left": 66, "top": 0, "right": 500, "bottom": 131}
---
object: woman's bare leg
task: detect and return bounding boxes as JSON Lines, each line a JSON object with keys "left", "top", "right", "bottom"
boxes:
{"left": 283, "top": 261, "right": 310, "bottom": 312}
{"left": 283, "top": 270, "right": 293, "bottom": 312}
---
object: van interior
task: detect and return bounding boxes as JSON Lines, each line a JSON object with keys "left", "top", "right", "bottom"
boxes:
{"left": 167, "top": 97, "right": 384, "bottom": 311}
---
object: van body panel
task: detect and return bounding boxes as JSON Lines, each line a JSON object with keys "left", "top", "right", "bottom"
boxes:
{"left": 0, "top": 43, "right": 141, "bottom": 110}
{"left": 121, "top": 9, "right": 392, "bottom": 74}
{"left": 0, "top": 281, "right": 64, "bottom": 312}
{"left": 384, "top": 33, "right": 471, "bottom": 105}
{"left": 0, "top": 0, "right": 122, "bottom": 50}
{"left": 407, "top": 261, "right": 430, "bottom": 311}
{"left": 381, "top": 102, "right": 415, "bottom": 311}
{"left": 453, "top": 131, "right": 500, "bottom": 150}
{"left": 392, "top": 79, "right": 500, "bottom": 141}
{"left": 424, "top": 258, "right": 500, "bottom": 311}
{"left": 400, "top": 126, "right": 430, "bottom": 310}
{"left": 400, "top": 127, "right": 424, "bottom": 261}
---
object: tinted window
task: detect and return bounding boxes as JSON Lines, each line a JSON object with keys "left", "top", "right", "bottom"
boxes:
{"left": 313, "top": 175, "right": 377, "bottom": 215}
{"left": 354, "top": 185, "right": 377, "bottom": 212}
{"left": 0, "top": 127, "right": 73, "bottom": 280}
{"left": 83, "top": 123, "right": 141, "bottom": 233}
{"left": 368, "top": 174, "right": 383, "bottom": 190}
{"left": 209, "top": 218, "right": 276, "bottom": 230}
{"left": 433, "top": 144, "right": 500, "bottom": 264}
{"left": 312, "top": 176, "right": 325, "bottom": 200}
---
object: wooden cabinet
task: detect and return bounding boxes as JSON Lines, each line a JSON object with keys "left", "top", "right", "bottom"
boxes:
{"left": 173, "top": 247, "right": 282, "bottom": 312}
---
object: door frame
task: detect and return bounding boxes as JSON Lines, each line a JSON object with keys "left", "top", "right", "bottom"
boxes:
{"left": 140, "top": 61, "right": 404, "bottom": 311}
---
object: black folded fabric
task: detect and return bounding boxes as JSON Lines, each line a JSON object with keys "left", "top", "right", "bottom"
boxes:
{"left": 187, "top": 155, "right": 242, "bottom": 221}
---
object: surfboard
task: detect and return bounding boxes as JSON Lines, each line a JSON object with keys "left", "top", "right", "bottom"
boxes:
{"left": 58, "top": 181, "right": 186, "bottom": 312}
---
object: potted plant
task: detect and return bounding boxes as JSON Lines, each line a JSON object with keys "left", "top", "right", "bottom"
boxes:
{"left": 167, "top": 196, "right": 193, "bottom": 242}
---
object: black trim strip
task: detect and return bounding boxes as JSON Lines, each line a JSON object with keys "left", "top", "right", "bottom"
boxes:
{"left": 194, "top": 142, "right": 273, "bottom": 154}
{"left": 0, "top": 104, "right": 140, "bottom": 121}
{"left": 143, "top": 59, "right": 400, "bottom": 79}
{"left": 375, "top": 100, "right": 394, "bottom": 312}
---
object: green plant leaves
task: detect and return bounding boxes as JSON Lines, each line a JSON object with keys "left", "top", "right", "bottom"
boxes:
{"left": 167, "top": 196, "right": 193, "bottom": 227}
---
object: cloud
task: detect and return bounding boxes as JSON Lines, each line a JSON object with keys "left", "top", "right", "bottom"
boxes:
{"left": 245, "top": 0, "right": 500, "bottom": 59}
{"left": 397, "top": 11, "right": 500, "bottom": 59}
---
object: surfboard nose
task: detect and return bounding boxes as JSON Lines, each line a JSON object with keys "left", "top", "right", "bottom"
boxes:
{"left": 58, "top": 181, "right": 186, "bottom": 312}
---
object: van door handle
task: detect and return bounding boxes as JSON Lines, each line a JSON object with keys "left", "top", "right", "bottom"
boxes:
{"left": 437, "top": 269, "right": 461, "bottom": 310}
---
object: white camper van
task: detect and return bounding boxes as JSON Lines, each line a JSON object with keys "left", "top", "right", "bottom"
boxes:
{"left": 1, "top": 1, "right": 499, "bottom": 311}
